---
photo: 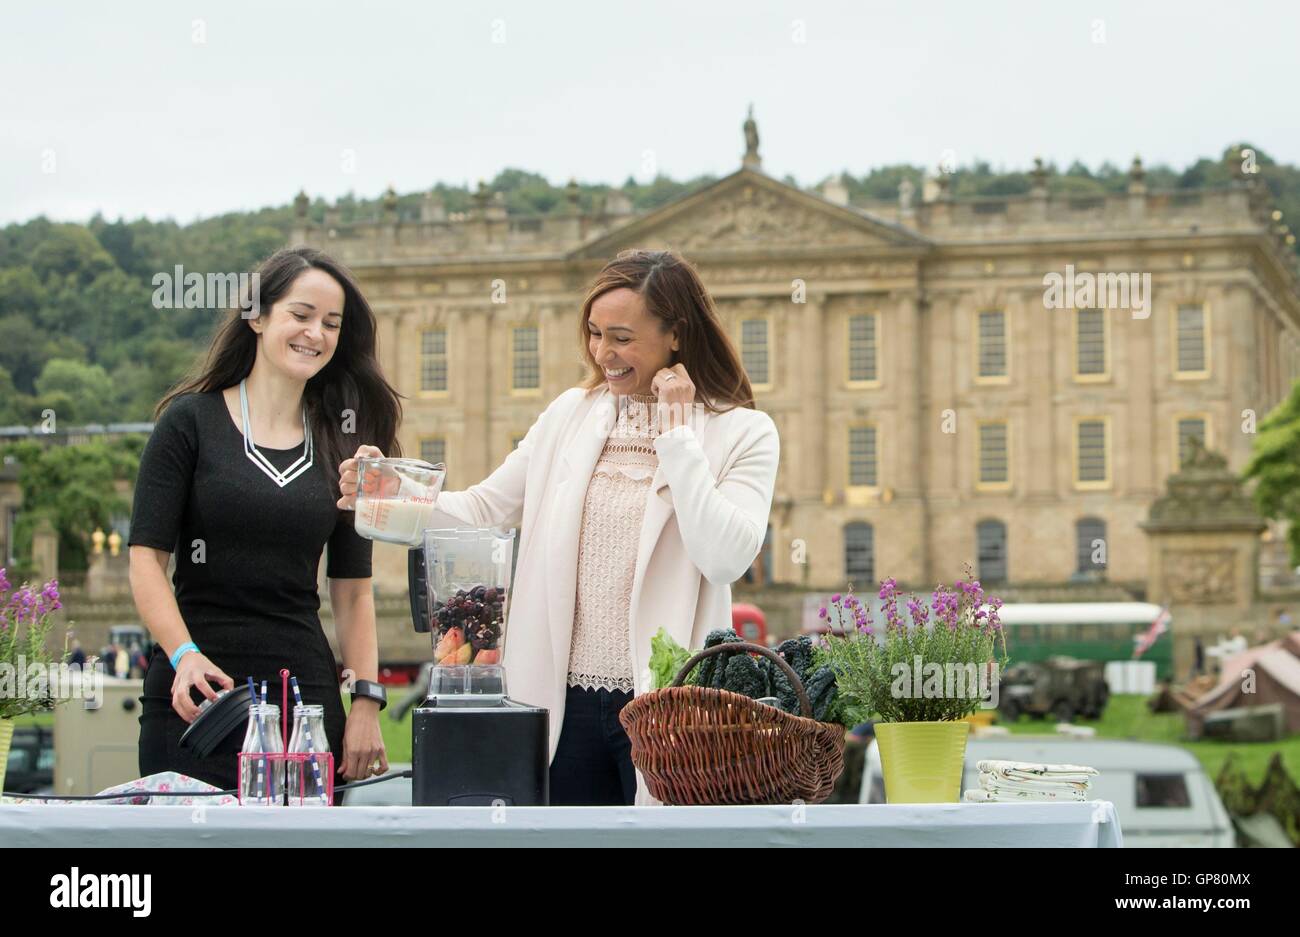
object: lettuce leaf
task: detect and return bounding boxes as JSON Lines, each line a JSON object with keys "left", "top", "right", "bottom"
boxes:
{"left": 649, "top": 627, "right": 693, "bottom": 690}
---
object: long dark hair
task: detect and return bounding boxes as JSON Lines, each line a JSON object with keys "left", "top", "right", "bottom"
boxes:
{"left": 578, "top": 249, "right": 754, "bottom": 412}
{"left": 157, "top": 246, "right": 402, "bottom": 495}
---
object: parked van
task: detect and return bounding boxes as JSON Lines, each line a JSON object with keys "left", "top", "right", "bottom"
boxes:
{"left": 861, "top": 735, "right": 1235, "bottom": 847}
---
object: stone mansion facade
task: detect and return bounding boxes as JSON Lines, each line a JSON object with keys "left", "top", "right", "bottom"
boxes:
{"left": 290, "top": 125, "right": 1300, "bottom": 596}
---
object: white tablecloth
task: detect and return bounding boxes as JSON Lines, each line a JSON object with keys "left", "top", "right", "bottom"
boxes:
{"left": 0, "top": 801, "right": 1122, "bottom": 847}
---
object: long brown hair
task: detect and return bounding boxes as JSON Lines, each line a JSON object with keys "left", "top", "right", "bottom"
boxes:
{"left": 578, "top": 249, "right": 754, "bottom": 412}
{"left": 157, "top": 246, "right": 402, "bottom": 495}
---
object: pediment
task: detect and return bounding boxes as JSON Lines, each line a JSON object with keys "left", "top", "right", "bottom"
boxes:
{"left": 569, "top": 169, "right": 927, "bottom": 259}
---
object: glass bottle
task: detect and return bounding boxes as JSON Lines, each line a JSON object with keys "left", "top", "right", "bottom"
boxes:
{"left": 286, "top": 703, "right": 331, "bottom": 807}
{"left": 239, "top": 702, "right": 284, "bottom": 806}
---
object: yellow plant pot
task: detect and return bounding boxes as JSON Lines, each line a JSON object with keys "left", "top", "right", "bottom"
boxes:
{"left": 875, "top": 720, "right": 970, "bottom": 804}
{"left": 0, "top": 719, "right": 13, "bottom": 798}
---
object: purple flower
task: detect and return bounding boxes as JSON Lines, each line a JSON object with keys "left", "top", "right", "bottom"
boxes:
{"left": 0, "top": 567, "right": 9, "bottom": 594}
{"left": 831, "top": 593, "right": 841, "bottom": 604}
{"left": 818, "top": 606, "right": 828, "bottom": 619}
{"left": 879, "top": 578, "right": 902, "bottom": 630}
{"left": 906, "top": 596, "right": 930, "bottom": 629}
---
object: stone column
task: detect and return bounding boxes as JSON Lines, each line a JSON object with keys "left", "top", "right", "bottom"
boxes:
{"left": 892, "top": 288, "right": 928, "bottom": 583}
{"left": 800, "top": 293, "right": 827, "bottom": 501}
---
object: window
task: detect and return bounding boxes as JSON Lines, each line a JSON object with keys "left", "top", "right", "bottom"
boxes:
{"left": 740, "top": 318, "right": 771, "bottom": 386}
{"left": 1075, "top": 418, "right": 1109, "bottom": 487}
{"left": 511, "top": 326, "right": 540, "bottom": 391}
{"left": 1136, "top": 774, "right": 1191, "bottom": 808}
{"left": 976, "top": 520, "right": 1007, "bottom": 583}
{"left": 420, "top": 329, "right": 448, "bottom": 393}
{"left": 848, "top": 426, "right": 878, "bottom": 488}
{"left": 1176, "top": 304, "right": 1208, "bottom": 375}
{"left": 977, "top": 310, "right": 1007, "bottom": 380}
{"left": 1076, "top": 517, "right": 1107, "bottom": 575}
{"left": 978, "top": 421, "right": 1009, "bottom": 487}
{"left": 420, "top": 437, "right": 445, "bottom": 467}
{"left": 1177, "top": 417, "right": 1208, "bottom": 467}
{"left": 1075, "top": 309, "right": 1107, "bottom": 378}
{"left": 844, "top": 522, "right": 875, "bottom": 585}
{"left": 847, "top": 313, "right": 879, "bottom": 384}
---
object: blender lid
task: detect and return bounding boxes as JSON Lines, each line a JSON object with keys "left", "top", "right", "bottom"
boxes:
{"left": 178, "top": 683, "right": 255, "bottom": 757}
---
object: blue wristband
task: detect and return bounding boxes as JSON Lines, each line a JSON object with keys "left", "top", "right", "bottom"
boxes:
{"left": 170, "top": 642, "right": 200, "bottom": 670}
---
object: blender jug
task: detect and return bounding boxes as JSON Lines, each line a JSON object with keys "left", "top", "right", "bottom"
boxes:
{"left": 423, "top": 527, "right": 516, "bottom": 697}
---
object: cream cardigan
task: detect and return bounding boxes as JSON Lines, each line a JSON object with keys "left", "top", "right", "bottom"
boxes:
{"left": 425, "top": 384, "right": 780, "bottom": 804}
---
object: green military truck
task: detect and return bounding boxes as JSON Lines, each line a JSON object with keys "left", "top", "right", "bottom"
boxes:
{"left": 998, "top": 656, "right": 1110, "bottom": 723}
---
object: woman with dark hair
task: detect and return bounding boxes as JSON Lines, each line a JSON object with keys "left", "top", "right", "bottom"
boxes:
{"left": 129, "top": 246, "right": 402, "bottom": 797}
{"left": 338, "top": 248, "right": 780, "bottom": 806}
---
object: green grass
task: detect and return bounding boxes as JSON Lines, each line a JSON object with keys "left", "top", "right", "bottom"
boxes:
{"left": 6, "top": 712, "right": 55, "bottom": 728}
{"left": 342, "top": 695, "right": 413, "bottom": 764}
{"left": 1001, "top": 694, "right": 1300, "bottom": 786}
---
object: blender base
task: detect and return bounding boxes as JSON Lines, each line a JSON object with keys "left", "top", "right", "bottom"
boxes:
{"left": 411, "top": 698, "right": 549, "bottom": 806}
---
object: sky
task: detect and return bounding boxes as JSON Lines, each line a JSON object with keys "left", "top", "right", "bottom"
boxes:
{"left": 1, "top": 0, "right": 1295, "bottom": 225}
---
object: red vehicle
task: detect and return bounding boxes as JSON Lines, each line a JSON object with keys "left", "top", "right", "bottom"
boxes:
{"left": 731, "top": 603, "right": 767, "bottom": 645}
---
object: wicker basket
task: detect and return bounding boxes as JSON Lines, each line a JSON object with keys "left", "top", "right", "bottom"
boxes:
{"left": 618, "top": 642, "right": 846, "bottom": 805}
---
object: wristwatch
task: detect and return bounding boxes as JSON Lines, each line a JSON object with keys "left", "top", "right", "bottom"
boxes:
{"left": 350, "top": 679, "right": 388, "bottom": 711}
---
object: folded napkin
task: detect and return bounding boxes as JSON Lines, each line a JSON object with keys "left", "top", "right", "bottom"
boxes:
{"left": 978, "top": 773, "right": 1090, "bottom": 796}
{"left": 963, "top": 788, "right": 1087, "bottom": 803}
{"left": 965, "top": 759, "right": 1098, "bottom": 804}
{"left": 977, "top": 759, "right": 1099, "bottom": 779}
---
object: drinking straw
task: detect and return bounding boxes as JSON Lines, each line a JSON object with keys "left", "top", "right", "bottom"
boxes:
{"left": 280, "top": 669, "right": 289, "bottom": 753}
{"left": 261, "top": 680, "right": 270, "bottom": 803}
{"left": 247, "top": 677, "right": 266, "bottom": 803}
{"left": 289, "top": 675, "right": 325, "bottom": 804}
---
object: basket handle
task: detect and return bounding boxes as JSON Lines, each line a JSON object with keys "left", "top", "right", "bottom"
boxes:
{"left": 670, "top": 642, "right": 813, "bottom": 719}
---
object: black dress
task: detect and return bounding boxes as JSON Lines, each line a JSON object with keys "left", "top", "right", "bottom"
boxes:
{"left": 129, "top": 391, "right": 371, "bottom": 800}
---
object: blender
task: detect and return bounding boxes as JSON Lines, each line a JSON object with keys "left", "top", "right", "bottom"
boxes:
{"left": 408, "top": 527, "right": 549, "bottom": 806}
{"left": 351, "top": 458, "right": 548, "bottom": 806}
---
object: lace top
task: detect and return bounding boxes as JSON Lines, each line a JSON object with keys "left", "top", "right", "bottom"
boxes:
{"left": 568, "top": 393, "right": 662, "bottom": 693}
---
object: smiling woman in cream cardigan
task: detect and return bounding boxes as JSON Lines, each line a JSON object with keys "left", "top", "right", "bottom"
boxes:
{"left": 338, "top": 248, "right": 779, "bottom": 806}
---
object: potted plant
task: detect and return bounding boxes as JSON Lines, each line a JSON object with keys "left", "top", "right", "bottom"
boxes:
{"left": 815, "top": 572, "right": 1008, "bottom": 803}
{"left": 0, "top": 568, "right": 64, "bottom": 796}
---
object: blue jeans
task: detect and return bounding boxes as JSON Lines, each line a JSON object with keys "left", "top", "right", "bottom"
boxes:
{"left": 549, "top": 684, "right": 637, "bottom": 805}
